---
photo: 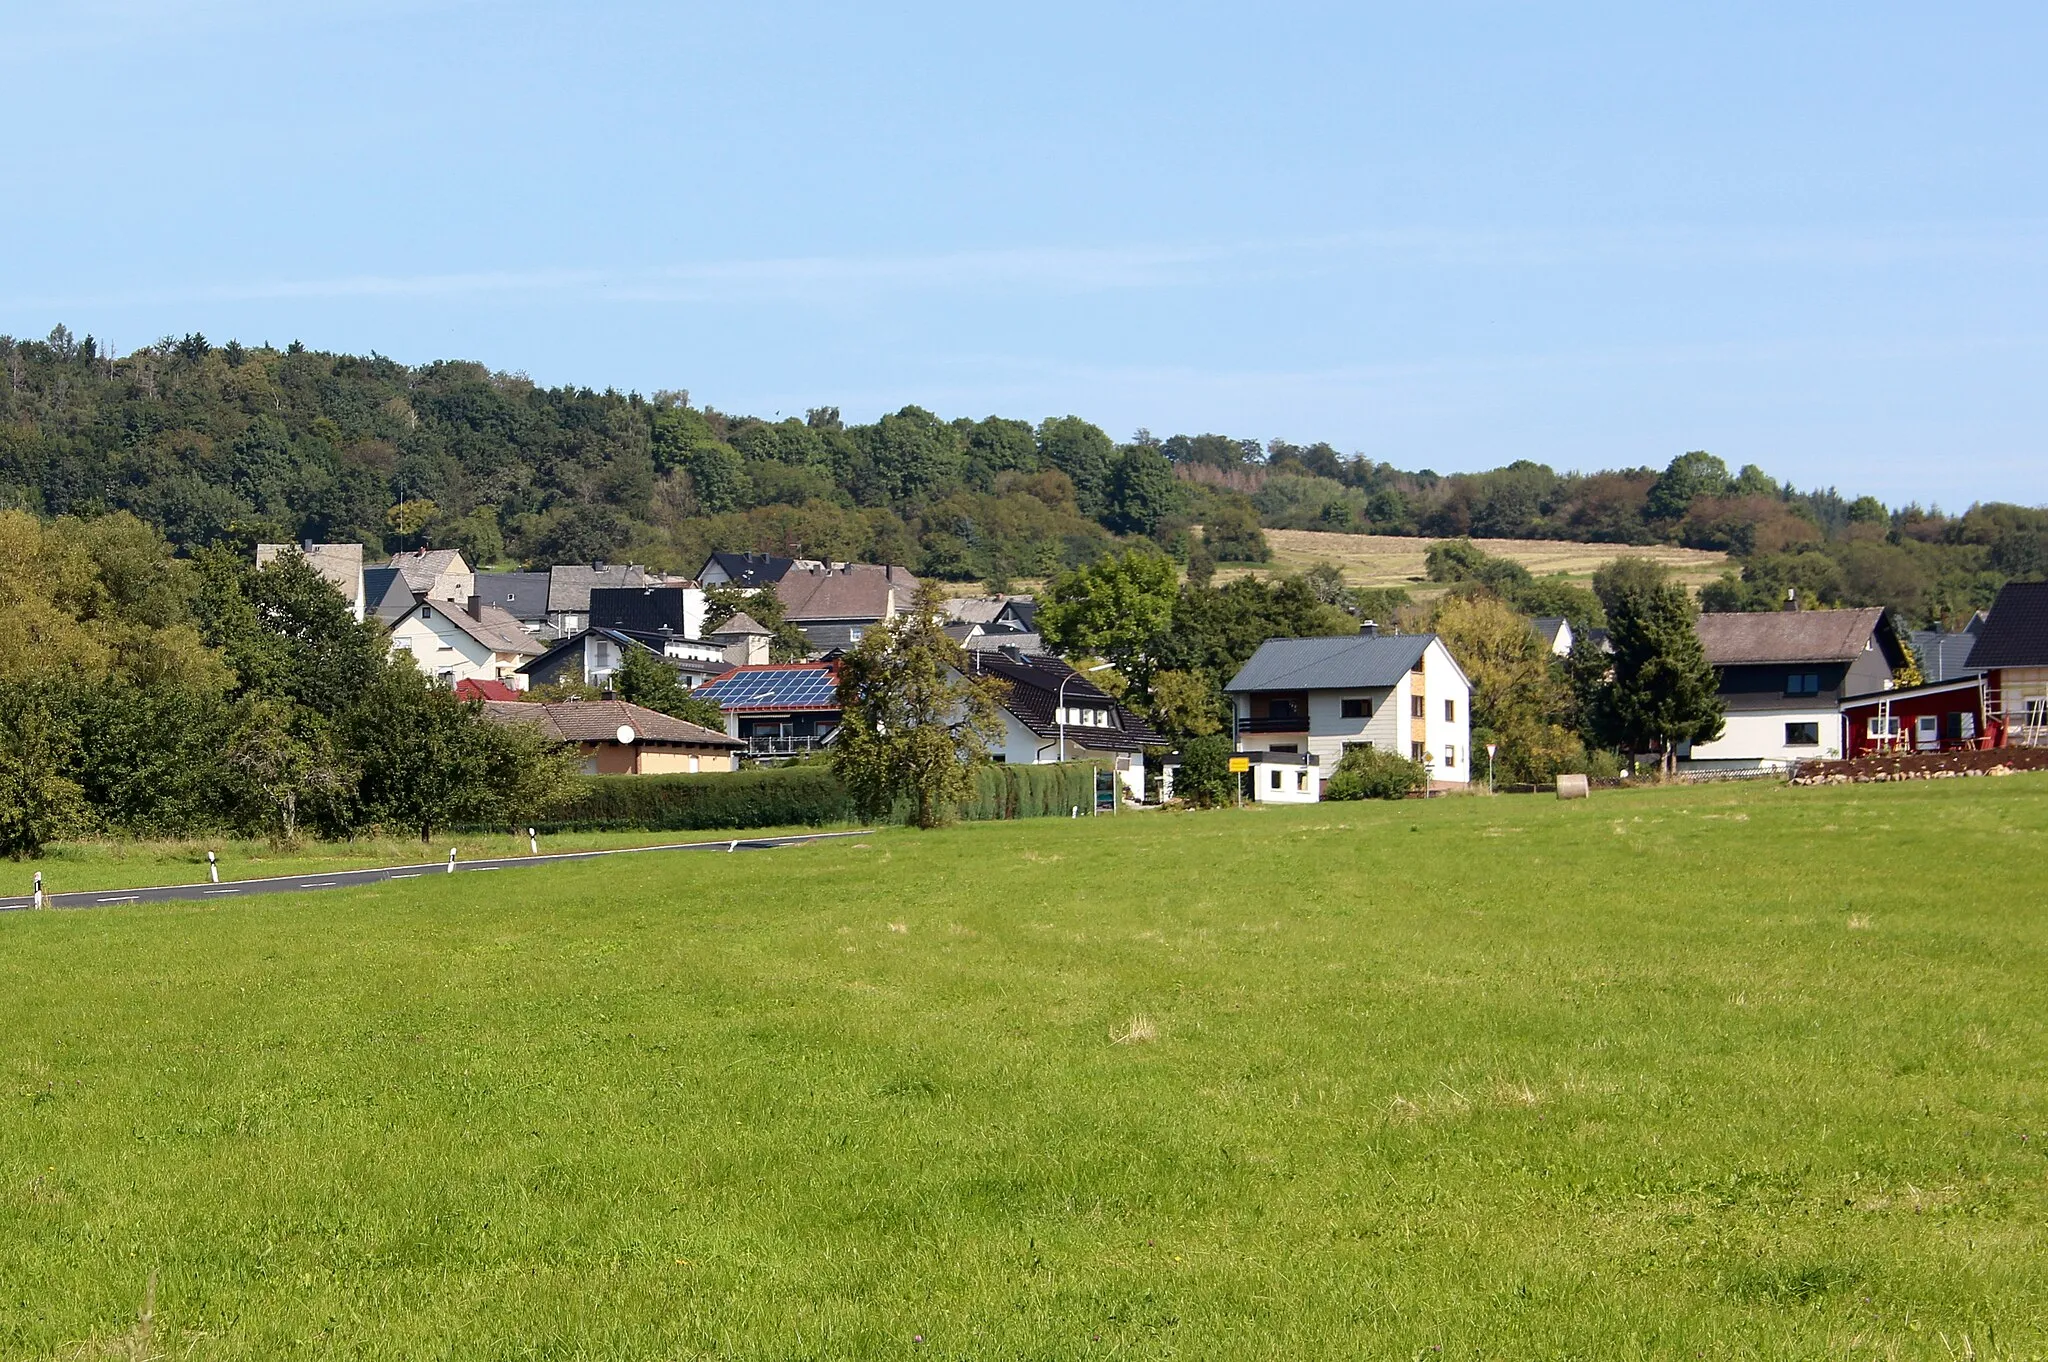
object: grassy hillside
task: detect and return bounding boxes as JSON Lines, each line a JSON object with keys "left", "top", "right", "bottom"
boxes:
{"left": 4, "top": 777, "right": 2046, "bottom": 1358}
{"left": 1219, "top": 529, "right": 1731, "bottom": 596}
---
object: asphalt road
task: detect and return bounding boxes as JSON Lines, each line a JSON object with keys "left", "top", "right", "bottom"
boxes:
{"left": 0, "top": 830, "right": 874, "bottom": 913}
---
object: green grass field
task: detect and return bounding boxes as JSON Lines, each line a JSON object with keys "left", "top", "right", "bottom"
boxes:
{"left": 4, "top": 777, "right": 2046, "bottom": 1358}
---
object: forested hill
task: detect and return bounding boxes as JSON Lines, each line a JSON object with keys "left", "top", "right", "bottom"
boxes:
{"left": 2, "top": 325, "right": 2040, "bottom": 626}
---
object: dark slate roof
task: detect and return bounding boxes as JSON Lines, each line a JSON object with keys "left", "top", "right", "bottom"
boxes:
{"left": 703, "top": 551, "right": 798, "bottom": 588}
{"left": 1531, "top": 616, "right": 1569, "bottom": 648}
{"left": 1224, "top": 634, "right": 1433, "bottom": 693}
{"left": 963, "top": 649, "right": 1164, "bottom": 751}
{"left": 1965, "top": 582, "right": 2048, "bottom": 669}
{"left": 590, "top": 586, "right": 687, "bottom": 636}
{"left": 1695, "top": 608, "right": 1895, "bottom": 666}
{"left": 362, "top": 566, "right": 417, "bottom": 623}
{"left": 479, "top": 698, "right": 741, "bottom": 747}
{"left": 475, "top": 571, "right": 552, "bottom": 623}
{"left": 1000, "top": 598, "right": 1037, "bottom": 632}
{"left": 1909, "top": 629, "right": 1986, "bottom": 683}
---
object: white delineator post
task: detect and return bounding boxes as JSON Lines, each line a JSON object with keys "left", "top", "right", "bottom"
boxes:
{"left": 447, "top": 848, "right": 457, "bottom": 874}
{"left": 528, "top": 827, "right": 538, "bottom": 855}
{"left": 208, "top": 851, "right": 220, "bottom": 883}
{"left": 32, "top": 872, "right": 44, "bottom": 910}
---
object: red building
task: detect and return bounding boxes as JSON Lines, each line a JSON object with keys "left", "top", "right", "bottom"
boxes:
{"left": 1840, "top": 677, "right": 1988, "bottom": 758}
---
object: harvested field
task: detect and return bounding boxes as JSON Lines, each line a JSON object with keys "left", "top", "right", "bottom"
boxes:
{"left": 1219, "top": 529, "right": 1730, "bottom": 594}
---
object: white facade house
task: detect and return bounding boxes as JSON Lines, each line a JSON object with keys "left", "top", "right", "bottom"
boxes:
{"left": 389, "top": 597, "right": 546, "bottom": 688}
{"left": 1531, "top": 616, "right": 1574, "bottom": 657}
{"left": 1248, "top": 750, "right": 1325, "bottom": 803}
{"left": 960, "top": 648, "right": 1161, "bottom": 803}
{"left": 1685, "top": 609, "right": 1905, "bottom": 770}
{"left": 1224, "top": 631, "right": 1473, "bottom": 786}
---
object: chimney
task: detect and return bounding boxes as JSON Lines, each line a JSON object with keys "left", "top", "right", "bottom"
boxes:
{"left": 466, "top": 594, "right": 484, "bottom": 620}
{"left": 1783, "top": 588, "right": 1799, "bottom": 612}
{"left": 1358, "top": 619, "right": 1379, "bottom": 637}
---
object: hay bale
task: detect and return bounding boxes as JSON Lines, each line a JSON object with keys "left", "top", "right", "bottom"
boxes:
{"left": 1556, "top": 774, "right": 1591, "bottom": 800}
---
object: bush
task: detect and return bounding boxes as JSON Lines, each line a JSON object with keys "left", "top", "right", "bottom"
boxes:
{"left": 1325, "top": 746, "right": 1428, "bottom": 801}
{"left": 1175, "top": 735, "right": 1237, "bottom": 807}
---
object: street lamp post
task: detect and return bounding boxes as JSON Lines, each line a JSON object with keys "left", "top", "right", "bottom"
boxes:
{"left": 1057, "top": 661, "right": 1118, "bottom": 764}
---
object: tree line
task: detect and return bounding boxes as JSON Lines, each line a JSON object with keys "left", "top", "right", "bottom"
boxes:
{"left": 3, "top": 326, "right": 2039, "bottom": 626}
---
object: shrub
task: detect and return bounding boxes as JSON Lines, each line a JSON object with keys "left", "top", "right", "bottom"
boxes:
{"left": 1175, "top": 734, "right": 1237, "bottom": 807}
{"left": 1325, "top": 746, "right": 1428, "bottom": 801}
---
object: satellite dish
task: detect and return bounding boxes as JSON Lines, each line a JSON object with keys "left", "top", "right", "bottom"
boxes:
{"left": 616, "top": 724, "right": 637, "bottom": 745}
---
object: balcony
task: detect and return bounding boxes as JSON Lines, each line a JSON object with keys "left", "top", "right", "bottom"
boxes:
{"left": 1238, "top": 715, "right": 1309, "bottom": 734}
{"left": 744, "top": 734, "right": 834, "bottom": 757}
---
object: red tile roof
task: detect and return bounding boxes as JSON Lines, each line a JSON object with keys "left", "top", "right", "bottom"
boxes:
{"left": 454, "top": 678, "right": 523, "bottom": 702}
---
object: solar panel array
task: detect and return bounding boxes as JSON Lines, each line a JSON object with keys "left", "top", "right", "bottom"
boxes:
{"left": 695, "top": 666, "right": 839, "bottom": 709}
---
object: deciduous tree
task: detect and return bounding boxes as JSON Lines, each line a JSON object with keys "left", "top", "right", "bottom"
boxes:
{"left": 833, "top": 585, "right": 1004, "bottom": 828}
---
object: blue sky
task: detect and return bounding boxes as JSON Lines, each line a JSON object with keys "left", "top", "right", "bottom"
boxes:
{"left": 3, "top": 1, "right": 2042, "bottom": 507}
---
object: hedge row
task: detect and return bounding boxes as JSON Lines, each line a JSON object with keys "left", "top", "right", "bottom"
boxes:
{"left": 518, "top": 760, "right": 1109, "bottom": 834}
{"left": 956, "top": 760, "right": 1102, "bottom": 821}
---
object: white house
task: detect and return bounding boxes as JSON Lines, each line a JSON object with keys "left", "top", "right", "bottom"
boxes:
{"left": 1531, "top": 616, "right": 1574, "bottom": 657}
{"left": 1247, "top": 750, "right": 1325, "bottom": 803}
{"left": 1686, "top": 608, "right": 1906, "bottom": 769}
{"left": 389, "top": 597, "right": 547, "bottom": 689}
{"left": 1224, "top": 630, "right": 1473, "bottom": 786}
{"left": 960, "top": 647, "right": 1161, "bottom": 803}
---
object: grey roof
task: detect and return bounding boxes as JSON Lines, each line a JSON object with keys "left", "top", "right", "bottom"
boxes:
{"left": 475, "top": 571, "right": 553, "bottom": 623}
{"left": 256, "top": 543, "right": 362, "bottom": 599}
{"left": 1530, "top": 616, "right": 1569, "bottom": 648}
{"left": 1965, "top": 582, "right": 2048, "bottom": 669}
{"left": 706, "top": 611, "right": 772, "bottom": 638}
{"left": 387, "top": 547, "right": 469, "bottom": 592}
{"left": 1225, "top": 634, "right": 1433, "bottom": 693}
{"left": 1908, "top": 629, "right": 1985, "bottom": 683}
{"left": 400, "top": 599, "right": 547, "bottom": 656}
{"left": 362, "top": 566, "right": 416, "bottom": 623}
{"left": 548, "top": 564, "right": 649, "bottom": 613}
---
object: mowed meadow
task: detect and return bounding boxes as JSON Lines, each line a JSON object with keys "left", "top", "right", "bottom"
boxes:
{"left": 4, "top": 777, "right": 2046, "bottom": 1358}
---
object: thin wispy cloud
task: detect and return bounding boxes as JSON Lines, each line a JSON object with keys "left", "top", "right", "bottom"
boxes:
{"left": 12, "top": 218, "right": 2046, "bottom": 314}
